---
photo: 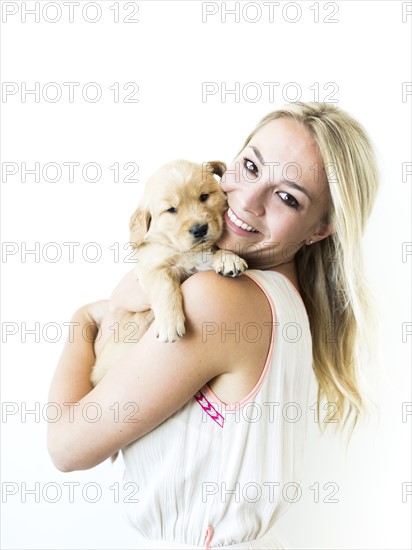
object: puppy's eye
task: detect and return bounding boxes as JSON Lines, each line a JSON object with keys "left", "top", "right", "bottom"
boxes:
{"left": 199, "top": 194, "right": 209, "bottom": 202}
{"left": 166, "top": 207, "right": 177, "bottom": 214}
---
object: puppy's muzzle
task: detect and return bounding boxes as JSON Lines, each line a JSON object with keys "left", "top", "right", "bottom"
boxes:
{"left": 189, "top": 223, "right": 208, "bottom": 239}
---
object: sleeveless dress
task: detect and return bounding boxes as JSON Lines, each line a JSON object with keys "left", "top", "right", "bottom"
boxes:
{"left": 121, "top": 269, "right": 315, "bottom": 549}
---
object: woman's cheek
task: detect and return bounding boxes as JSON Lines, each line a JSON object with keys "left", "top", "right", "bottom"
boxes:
{"left": 220, "top": 176, "right": 234, "bottom": 193}
{"left": 221, "top": 164, "right": 242, "bottom": 191}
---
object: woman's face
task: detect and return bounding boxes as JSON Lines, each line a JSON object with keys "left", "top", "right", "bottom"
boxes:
{"left": 217, "top": 117, "right": 333, "bottom": 270}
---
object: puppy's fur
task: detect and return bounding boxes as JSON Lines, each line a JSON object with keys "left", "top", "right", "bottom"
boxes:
{"left": 91, "top": 159, "right": 247, "bottom": 386}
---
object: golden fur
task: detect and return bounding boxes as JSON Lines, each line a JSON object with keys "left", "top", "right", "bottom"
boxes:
{"left": 91, "top": 159, "right": 247, "bottom": 385}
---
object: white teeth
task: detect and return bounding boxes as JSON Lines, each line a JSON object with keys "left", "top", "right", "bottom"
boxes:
{"left": 228, "top": 208, "right": 258, "bottom": 233}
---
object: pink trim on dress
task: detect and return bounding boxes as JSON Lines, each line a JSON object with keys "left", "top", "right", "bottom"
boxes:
{"left": 203, "top": 524, "right": 214, "bottom": 549}
{"left": 194, "top": 390, "right": 225, "bottom": 427}
{"left": 202, "top": 270, "right": 278, "bottom": 411}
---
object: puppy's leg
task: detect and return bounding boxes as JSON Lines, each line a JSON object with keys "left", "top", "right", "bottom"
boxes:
{"left": 212, "top": 249, "right": 248, "bottom": 277}
{"left": 142, "top": 268, "right": 187, "bottom": 343}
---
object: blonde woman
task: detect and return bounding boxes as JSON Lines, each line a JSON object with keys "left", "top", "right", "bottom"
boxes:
{"left": 47, "top": 102, "right": 379, "bottom": 549}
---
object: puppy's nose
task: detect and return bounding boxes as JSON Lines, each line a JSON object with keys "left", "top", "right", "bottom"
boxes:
{"left": 189, "top": 224, "right": 208, "bottom": 239}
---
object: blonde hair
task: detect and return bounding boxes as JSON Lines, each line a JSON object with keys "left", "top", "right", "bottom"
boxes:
{"left": 242, "top": 102, "right": 380, "bottom": 437}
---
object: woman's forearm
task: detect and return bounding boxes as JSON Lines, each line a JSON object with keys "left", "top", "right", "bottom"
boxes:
{"left": 47, "top": 301, "right": 109, "bottom": 467}
{"left": 47, "top": 304, "right": 103, "bottom": 407}
{"left": 46, "top": 275, "right": 151, "bottom": 470}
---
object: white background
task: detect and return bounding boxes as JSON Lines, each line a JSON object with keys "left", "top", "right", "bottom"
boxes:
{"left": 1, "top": 1, "right": 411, "bottom": 548}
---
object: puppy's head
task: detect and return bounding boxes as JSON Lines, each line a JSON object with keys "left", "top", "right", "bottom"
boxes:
{"left": 129, "top": 159, "right": 227, "bottom": 251}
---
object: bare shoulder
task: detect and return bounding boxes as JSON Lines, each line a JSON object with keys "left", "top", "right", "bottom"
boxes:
{"left": 181, "top": 270, "right": 273, "bottom": 376}
{"left": 181, "top": 270, "right": 271, "bottom": 321}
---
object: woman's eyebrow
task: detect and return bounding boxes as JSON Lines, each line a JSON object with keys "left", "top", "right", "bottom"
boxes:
{"left": 281, "top": 179, "right": 313, "bottom": 203}
{"left": 249, "top": 145, "right": 265, "bottom": 165}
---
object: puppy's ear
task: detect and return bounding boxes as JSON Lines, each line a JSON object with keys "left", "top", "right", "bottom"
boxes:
{"left": 205, "top": 160, "right": 227, "bottom": 180}
{"left": 129, "top": 206, "right": 151, "bottom": 248}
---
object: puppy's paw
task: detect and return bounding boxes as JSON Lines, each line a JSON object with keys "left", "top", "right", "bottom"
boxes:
{"left": 155, "top": 315, "right": 186, "bottom": 343}
{"left": 212, "top": 250, "right": 248, "bottom": 277}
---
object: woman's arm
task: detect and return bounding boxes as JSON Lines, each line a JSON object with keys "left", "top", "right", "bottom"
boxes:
{"left": 47, "top": 271, "right": 271, "bottom": 472}
{"left": 47, "top": 300, "right": 108, "bottom": 406}
{"left": 94, "top": 269, "right": 151, "bottom": 357}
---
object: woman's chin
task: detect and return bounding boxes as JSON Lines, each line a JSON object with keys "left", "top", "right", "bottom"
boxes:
{"left": 216, "top": 226, "right": 261, "bottom": 252}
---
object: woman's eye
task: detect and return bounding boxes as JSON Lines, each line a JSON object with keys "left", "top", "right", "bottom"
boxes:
{"left": 278, "top": 192, "right": 299, "bottom": 208}
{"left": 166, "top": 207, "right": 177, "bottom": 213}
{"left": 243, "top": 157, "right": 258, "bottom": 175}
{"left": 199, "top": 194, "right": 209, "bottom": 202}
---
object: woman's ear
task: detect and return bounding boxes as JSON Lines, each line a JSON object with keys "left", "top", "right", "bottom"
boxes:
{"left": 205, "top": 160, "right": 227, "bottom": 180}
{"left": 129, "top": 206, "right": 151, "bottom": 248}
{"left": 306, "top": 223, "right": 334, "bottom": 245}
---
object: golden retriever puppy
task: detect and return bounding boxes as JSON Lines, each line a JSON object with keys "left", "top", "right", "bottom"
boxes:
{"left": 91, "top": 159, "right": 247, "bottom": 386}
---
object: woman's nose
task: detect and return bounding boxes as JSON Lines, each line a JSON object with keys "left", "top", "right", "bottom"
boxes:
{"left": 238, "top": 185, "right": 265, "bottom": 217}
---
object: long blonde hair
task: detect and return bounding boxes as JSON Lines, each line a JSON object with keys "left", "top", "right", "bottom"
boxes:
{"left": 242, "top": 102, "right": 380, "bottom": 436}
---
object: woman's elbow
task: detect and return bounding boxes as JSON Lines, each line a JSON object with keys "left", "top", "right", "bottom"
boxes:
{"left": 47, "top": 429, "right": 107, "bottom": 472}
{"left": 51, "top": 458, "right": 75, "bottom": 473}
{"left": 47, "top": 441, "right": 75, "bottom": 472}
{"left": 47, "top": 430, "right": 74, "bottom": 471}
{"left": 47, "top": 431, "right": 85, "bottom": 472}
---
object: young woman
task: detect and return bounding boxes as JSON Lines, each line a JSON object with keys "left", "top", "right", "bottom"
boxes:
{"left": 47, "top": 102, "right": 379, "bottom": 549}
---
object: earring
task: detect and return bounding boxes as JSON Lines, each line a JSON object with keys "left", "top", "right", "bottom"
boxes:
{"left": 309, "top": 240, "right": 314, "bottom": 244}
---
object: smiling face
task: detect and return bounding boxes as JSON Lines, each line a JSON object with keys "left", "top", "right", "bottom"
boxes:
{"left": 217, "top": 117, "right": 333, "bottom": 270}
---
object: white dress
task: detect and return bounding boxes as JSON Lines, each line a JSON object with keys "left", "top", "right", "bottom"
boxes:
{"left": 121, "top": 270, "right": 315, "bottom": 549}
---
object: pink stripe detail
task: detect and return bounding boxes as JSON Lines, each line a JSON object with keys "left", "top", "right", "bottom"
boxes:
{"left": 203, "top": 525, "right": 214, "bottom": 549}
{"left": 194, "top": 390, "right": 224, "bottom": 427}
{"left": 202, "top": 270, "right": 277, "bottom": 411}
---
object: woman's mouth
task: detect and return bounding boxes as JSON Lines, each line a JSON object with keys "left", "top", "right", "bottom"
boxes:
{"left": 226, "top": 208, "right": 260, "bottom": 235}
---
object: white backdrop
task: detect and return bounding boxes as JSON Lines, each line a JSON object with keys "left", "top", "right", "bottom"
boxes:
{"left": 1, "top": 1, "right": 411, "bottom": 549}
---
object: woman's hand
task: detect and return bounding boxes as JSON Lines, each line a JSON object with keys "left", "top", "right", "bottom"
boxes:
{"left": 81, "top": 299, "right": 110, "bottom": 327}
{"left": 94, "top": 269, "right": 151, "bottom": 358}
{"left": 107, "top": 268, "right": 150, "bottom": 315}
